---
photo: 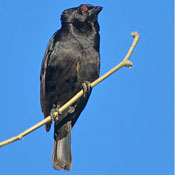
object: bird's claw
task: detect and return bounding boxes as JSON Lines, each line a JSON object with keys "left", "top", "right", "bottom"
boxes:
{"left": 50, "top": 104, "right": 62, "bottom": 122}
{"left": 82, "top": 81, "right": 92, "bottom": 98}
{"left": 67, "top": 106, "right": 75, "bottom": 114}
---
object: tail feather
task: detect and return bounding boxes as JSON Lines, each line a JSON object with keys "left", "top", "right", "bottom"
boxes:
{"left": 52, "top": 123, "right": 72, "bottom": 170}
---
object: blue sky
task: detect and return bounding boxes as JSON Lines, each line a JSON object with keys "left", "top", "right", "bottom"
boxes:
{"left": 0, "top": 0, "right": 173, "bottom": 175}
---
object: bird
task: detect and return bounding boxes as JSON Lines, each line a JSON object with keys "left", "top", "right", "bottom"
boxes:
{"left": 40, "top": 4, "right": 102, "bottom": 170}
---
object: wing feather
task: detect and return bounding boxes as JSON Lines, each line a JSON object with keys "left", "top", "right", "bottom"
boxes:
{"left": 40, "top": 31, "right": 58, "bottom": 131}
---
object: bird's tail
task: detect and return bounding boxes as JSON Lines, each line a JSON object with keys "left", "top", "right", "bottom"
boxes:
{"left": 52, "top": 122, "right": 72, "bottom": 170}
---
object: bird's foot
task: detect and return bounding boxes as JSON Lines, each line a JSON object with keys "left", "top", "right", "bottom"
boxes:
{"left": 67, "top": 106, "right": 75, "bottom": 114}
{"left": 82, "top": 81, "right": 92, "bottom": 98}
{"left": 50, "top": 104, "right": 62, "bottom": 122}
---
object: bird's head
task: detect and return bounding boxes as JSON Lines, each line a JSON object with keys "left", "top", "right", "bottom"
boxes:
{"left": 61, "top": 4, "right": 103, "bottom": 25}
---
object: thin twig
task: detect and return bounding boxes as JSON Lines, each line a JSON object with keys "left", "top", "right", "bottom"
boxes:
{"left": 0, "top": 31, "right": 140, "bottom": 147}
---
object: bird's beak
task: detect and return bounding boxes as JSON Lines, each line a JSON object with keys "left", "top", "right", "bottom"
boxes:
{"left": 89, "top": 6, "right": 103, "bottom": 16}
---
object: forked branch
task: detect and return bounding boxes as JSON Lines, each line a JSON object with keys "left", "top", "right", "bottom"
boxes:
{"left": 0, "top": 31, "right": 140, "bottom": 147}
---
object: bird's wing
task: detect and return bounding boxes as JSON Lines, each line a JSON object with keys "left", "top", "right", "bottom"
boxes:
{"left": 40, "top": 31, "right": 58, "bottom": 131}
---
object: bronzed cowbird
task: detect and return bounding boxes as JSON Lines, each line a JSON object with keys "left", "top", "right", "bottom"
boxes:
{"left": 40, "top": 4, "right": 102, "bottom": 170}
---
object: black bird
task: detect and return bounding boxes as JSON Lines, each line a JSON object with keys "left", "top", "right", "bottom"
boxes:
{"left": 40, "top": 4, "right": 102, "bottom": 170}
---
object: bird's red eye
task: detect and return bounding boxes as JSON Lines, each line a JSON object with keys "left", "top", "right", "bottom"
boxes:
{"left": 83, "top": 7, "right": 88, "bottom": 12}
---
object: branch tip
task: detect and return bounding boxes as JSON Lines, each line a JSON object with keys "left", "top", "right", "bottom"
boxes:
{"left": 131, "top": 31, "right": 139, "bottom": 38}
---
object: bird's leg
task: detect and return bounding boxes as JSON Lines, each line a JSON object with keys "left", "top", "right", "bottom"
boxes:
{"left": 50, "top": 104, "right": 62, "bottom": 122}
{"left": 82, "top": 81, "right": 92, "bottom": 99}
{"left": 50, "top": 82, "right": 91, "bottom": 122}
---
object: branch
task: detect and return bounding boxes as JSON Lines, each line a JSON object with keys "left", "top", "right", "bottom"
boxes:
{"left": 0, "top": 31, "right": 140, "bottom": 147}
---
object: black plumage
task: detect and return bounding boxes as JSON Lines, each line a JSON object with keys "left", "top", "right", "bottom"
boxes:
{"left": 40, "top": 4, "right": 102, "bottom": 170}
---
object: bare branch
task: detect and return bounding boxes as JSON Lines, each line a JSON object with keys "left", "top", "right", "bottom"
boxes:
{"left": 0, "top": 31, "right": 140, "bottom": 147}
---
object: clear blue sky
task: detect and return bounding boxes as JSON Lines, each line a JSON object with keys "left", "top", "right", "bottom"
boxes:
{"left": 0, "top": 0, "right": 173, "bottom": 175}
